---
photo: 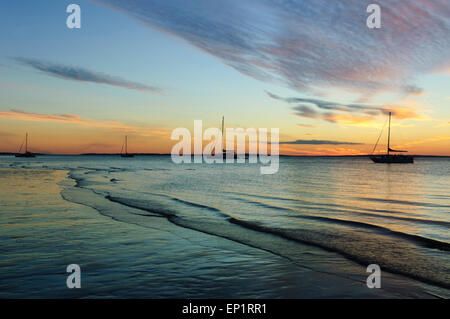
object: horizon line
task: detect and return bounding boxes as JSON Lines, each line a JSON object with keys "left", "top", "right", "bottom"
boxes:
{"left": 1, "top": 152, "right": 449, "bottom": 158}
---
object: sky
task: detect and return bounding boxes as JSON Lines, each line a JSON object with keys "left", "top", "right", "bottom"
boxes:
{"left": 0, "top": 0, "right": 449, "bottom": 155}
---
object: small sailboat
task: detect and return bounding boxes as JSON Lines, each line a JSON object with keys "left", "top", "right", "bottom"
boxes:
{"left": 120, "top": 136, "right": 134, "bottom": 158}
{"left": 219, "top": 116, "right": 245, "bottom": 160}
{"left": 221, "top": 116, "right": 227, "bottom": 158}
{"left": 210, "top": 116, "right": 233, "bottom": 159}
{"left": 370, "top": 112, "right": 413, "bottom": 164}
{"left": 15, "top": 133, "right": 35, "bottom": 158}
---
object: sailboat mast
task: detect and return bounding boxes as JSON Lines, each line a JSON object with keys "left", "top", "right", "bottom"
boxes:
{"left": 387, "top": 112, "right": 391, "bottom": 155}
{"left": 221, "top": 116, "right": 224, "bottom": 152}
{"left": 125, "top": 136, "right": 128, "bottom": 155}
{"left": 25, "top": 133, "right": 28, "bottom": 153}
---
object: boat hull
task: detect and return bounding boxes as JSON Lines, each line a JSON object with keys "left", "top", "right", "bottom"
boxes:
{"left": 15, "top": 152, "right": 35, "bottom": 158}
{"left": 121, "top": 154, "right": 134, "bottom": 158}
{"left": 370, "top": 155, "right": 413, "bottom": 164}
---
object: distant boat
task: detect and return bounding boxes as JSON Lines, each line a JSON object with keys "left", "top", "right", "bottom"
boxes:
{"left": 120, "top": 136, "right": 134, "bottom": 158}
{"left": 217, "top": 116, "right": 239, "bottom": 159}
{"left": 15, "top": 133, "right": 35, "bottom": 158}
{"left": 221, "top": 116, "right": 227, "bottom": 158}
{"left": 370, "top": 112, "right": 413, "bottom": 164}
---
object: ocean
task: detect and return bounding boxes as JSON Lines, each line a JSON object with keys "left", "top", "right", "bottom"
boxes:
{"left": 0, "top": 155, "right": 449, "bottom": 298}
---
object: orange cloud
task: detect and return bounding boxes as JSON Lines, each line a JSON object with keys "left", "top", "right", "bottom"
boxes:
{"left": 323, "top": 113, "right": 375, "bottom": 125}
{"left": 0, "top": 110, "right": 169, "bottom": 136}
{"left": 381, "top": 106, "right": 422, "bottom": 120}
{"left": 279, "top": 145, "right": 365, "bottom": 156}
{"left": 279, "top": 146, "right": 325, "bottom": 156}
{"left": 397, "top": 136, "right": 450, "bottom": 148}
{"left": 322, "top": 105, "right": 423, "bottom": 126}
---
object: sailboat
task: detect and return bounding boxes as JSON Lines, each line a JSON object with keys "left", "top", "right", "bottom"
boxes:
{"left": 210, "top": 116, "right": 232, "bottom": 159}
{"left": 219, "top": 116, "right": 243, "bottom": 160}
{"left": 218, "top": 116, "right": 236, "bottom": 159}
{"left": 15, "top": 133, "right": 35, "bottom": 158}
{"left": 120, "top": 136, "right": 134, "bottom": 158}
{"left": 221, "top": 116, "right": 227, "bottom": 158}
{"left": 370, "top": 112, "right": 413, "bottom": 164}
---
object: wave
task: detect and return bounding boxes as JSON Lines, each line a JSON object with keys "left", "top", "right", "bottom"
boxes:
{"left": 162, "top": 195, "right": 229, "bottom": 218}
{"left": 228, "top": 191, "right": 424, "bottom": 217}
{"left": 62, "top": 168, "right": 450, "bottom": 291}
{"left": 106, "top": 195, "right": 177, "bottom": 218}
{"left": 227, "top": 217, "right": 450, "bottom": 290}
{"left": 287, "top": 215, "right": 450, "bottom": 251}
{"left": 232, "top": 195, "right": 450, "bottom": 229}
{"left": 101, "top": 194, "right": 450, "bottom": 290}
{"left": 232, "top": 197, "right": 291, "bottom": 212}
{"left": 356, "top": 197, "right": 450, "bottom": 209}
{"left": 234, "top": 196, "right": 450, "bottom": 250}
{"left": 62, "top": 186, "right": 334, "bottom": 279}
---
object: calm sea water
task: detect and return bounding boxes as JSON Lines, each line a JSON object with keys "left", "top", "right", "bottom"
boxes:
{"left": 0, "top": 155, "right": 449, "bottom": 297}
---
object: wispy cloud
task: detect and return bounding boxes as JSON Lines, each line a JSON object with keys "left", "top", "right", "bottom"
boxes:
{"left": 268, "top": 91, "right": 422, "bottom": 125}
{"left": 0, "top": 109, "right": 169, "bottom": 136}
{"left": 397, "top": 136, "right": 450, "bottom": 148}
{"left": 292, "top": 105, "right": 320, "bottom": 119}
{"left": 94, "top": 0, "right": 450, "bottom": 97}
{"left": 13, "top": 57, "right": 162, "bottom": 94}
{"left": 279, "top": 146, "right": 365, "bottom": 156}
{"left": 321, "top": 113, "right": 376, "bottom": 125}
{"left": 297, "top": 123, "right": 316, "bottom": 128}
{"left": 268, "top": 92, "right": 380, "bottom": 113}
{"left": 279, "top": 139, "right": 362, "bottom": 145}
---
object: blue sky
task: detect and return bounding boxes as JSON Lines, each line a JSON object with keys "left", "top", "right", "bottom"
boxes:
{"left": 0, "top": 0, "right": 449, "bottom": 154}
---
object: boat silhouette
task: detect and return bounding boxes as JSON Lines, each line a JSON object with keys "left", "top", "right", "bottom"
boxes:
{"left": 370, "top": 112, "right": 413, "bottom": 164}
{"left": 120, "top": 136, "right": 134, "bottom": 158}
{"left": 15, "top": 133, "right": 35, "bottom": 158}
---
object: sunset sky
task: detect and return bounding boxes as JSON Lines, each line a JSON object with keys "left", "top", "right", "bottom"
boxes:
{"left": 0, "top": 0, "right": 449, "bottom": 155}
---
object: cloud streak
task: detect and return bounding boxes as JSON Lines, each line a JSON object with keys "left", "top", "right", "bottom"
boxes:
{"left": 297, "top": 123, "right": 316, "bottom": 128}
{"left": 94, "top": 0, "right": 450, "bottom": 97}
{"left": 0, "top": 109, "right": 168, "bottom": 136}
{"left": 13, "top": 57, "right": 162, "bottom": 94}
{"left": 279, "top": 139, "right": 362, "bottom": 145}
{"left": 268, "top": 91, "right": 422, "bottom": 125}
